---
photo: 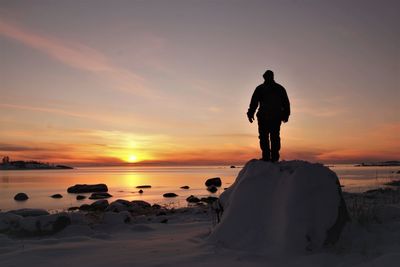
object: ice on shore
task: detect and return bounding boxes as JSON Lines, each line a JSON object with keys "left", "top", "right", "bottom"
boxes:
{"left": 210, "top": 159, "right": 349, "bottom": 253}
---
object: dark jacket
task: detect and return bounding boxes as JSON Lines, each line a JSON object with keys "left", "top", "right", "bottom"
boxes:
{"left": 248, "top": 81, "right": 290, "bottom": 121}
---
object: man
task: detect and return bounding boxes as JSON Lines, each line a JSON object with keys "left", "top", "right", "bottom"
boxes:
{"left": 247, "top": 70, "right": 290, "bottom": 162}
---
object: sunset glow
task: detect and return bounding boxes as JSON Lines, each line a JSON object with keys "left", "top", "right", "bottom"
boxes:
{"left": 0, "top": 1, "right": 398, "bottom": 166}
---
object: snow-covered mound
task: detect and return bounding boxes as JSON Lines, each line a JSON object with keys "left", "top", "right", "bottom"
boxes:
{"left": 209, "top": 159, "right": 349, "bottom": 253}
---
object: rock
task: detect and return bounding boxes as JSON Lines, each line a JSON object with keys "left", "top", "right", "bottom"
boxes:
{"left": 230, "top": 165, "right": 236, "bottom": 168}
{"left": 106, "top": 199, "right": 151, "bottom": 213}
{"left": 205, "top": 177, "right": 222, "bottom": 187}
{"left": 14, "top": 192, "right": 29, "bottom": 201}
{"left": 180, "top": 186, "right": 190, "bottom": 189}
{"left": 106, "top": 201, "right": 128, "bottom": 212}
{"left": 90, "top": 200, "right": 109, "bottom": 210}
{"left": 68, "top": 207, "right": 79, "bottom": 211}
{"left": 76, "top": 195, "right": 86, "bottom": 200}
{"left": 136, "top": 185, "right": 151, "bottom": 188}
{"left": 163, "top": 193, "right": 178, "bottom": 198}
{"left": 89, "top": 192, "right": 112, "bottom": 199}
{"left": 12, "top": 213, "right": 71, "bottom": 234}
{"left": 50, "top": 194, "right": 63, "bottom": 198}
{"left": 201, "top": 196, "right": 219, "bottom": 204}
{"left": 209, "top": 160, "right": 350, "bottom": 252}
{"left": 138, "top": 189, "right": 144, "bottom": 194}
{"left": 186, "top": 195, "right": 200, "bottom": 203}
{"left": 7, "top": 208, "right": 50, "bottom": 217}
{"left": 131, "top": 200, "right": 151, "bottom": 209}
{"left": 207, "top": 186, "right": 218, "bottom": 193}
{"left": 160, "top": 218, "right": 168, "bottom": 223}
{"left": 114, "top": 199, "right": 132, "bottom": 206}
{"left": 67, "top": 184, "right": 108, "bottom": 193}
{"left": 79, "top": 204, "right": 91, "bottom": 211}
{"left": 152, "top": 204, "right": 161, "bottom": 209}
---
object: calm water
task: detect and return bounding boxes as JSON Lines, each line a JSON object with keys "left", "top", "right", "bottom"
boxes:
{"left": 0, "top": 164, "right": 399, "bottom": 211}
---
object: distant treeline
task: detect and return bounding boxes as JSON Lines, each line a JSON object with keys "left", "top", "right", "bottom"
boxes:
{"left": 0, "top": 157, "right": 73, "bottom": 170}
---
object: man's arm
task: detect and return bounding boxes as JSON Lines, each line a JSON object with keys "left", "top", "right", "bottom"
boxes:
{"left": 247, "top": 87, "right": 260, "bottom": 123}
{"left": 281, "top": 87, "right": 290, "bottom": 122}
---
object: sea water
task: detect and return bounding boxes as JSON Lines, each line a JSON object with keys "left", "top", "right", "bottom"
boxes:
{"left": 0, "top": 164, "right": 399, "bottom": 211}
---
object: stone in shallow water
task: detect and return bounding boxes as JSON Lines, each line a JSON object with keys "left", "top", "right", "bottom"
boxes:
{"left": 205, "top": 177, "right": 222, "bottom": 187}
{"left": 207, "top": 186, "right": 218, "bottom": 193}
{"left": 88, "top": 192, "right": 112, "bottom": 199}
{"left": 50, "top": 194, "right": 63, "bottom": 199}
{"left": 163, "top": 193, "right": 178, "bottom": 198}
{"left": 67, "top": 184, "right": 108, "bottom": 193}
{"left": 186, "top": 195, "right": 200, "bottom": 203}
{"left": 136, "top": 185, "right": 152, "bottom": 188}
{"left": 76, "top": 195, "right": 86, "bottom": 200}
{"left": 14, "top": 192, "right": 29, "bottom": 201}
{"left": 180, "top": 186, "right": 190, "bottom": 189}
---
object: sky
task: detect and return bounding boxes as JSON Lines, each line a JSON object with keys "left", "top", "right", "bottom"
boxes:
{"left": 0, "top": 0, "right": 399, "bottom": 166}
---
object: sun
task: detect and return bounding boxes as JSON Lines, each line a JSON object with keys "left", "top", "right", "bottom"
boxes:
{"left": 127, "top": 154, "right": 138, "bottom": 163}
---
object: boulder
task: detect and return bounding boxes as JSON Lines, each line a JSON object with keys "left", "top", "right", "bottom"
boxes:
{"left": 205, "top": 177, "right": 222, "bottom": 187}
{"left": 186, "top": 195, "right": 200, "bottom": 203}
{"left": 163, "top": 193, "right": 178, "bottom": 198}
{"left": 209, "top": 160, "right": 350, "bottom": 252}
{"left": 10, "top": 213, "right": 71, "bottom": 234}
{"left": 90, "top": 200, "right": 109, "bottom": 210}
{"left": 50, "top": 194, "right": 63, "bottom": 198}
{"left": 201, "top": 196, "right": 219, "bottom": 204}
{"left": 76, "top": 195, "right": 86, "bottom": 200}
{"left": 89, "top": 192, "right": 112, "bottom": 199}
{"left": 131, "top": 200, "right": 151, "bottom": 209}
{"left": 79, "top": 204, "right": 91, "bottom": 211}
{"left": 152, "top": 204, "right": 161, "bottom": 209}
{"left": 138, "top": 189, "right": 144, "bottom": 194}
{"left": 105, "top": 199, "right": 151, "bottom": 213}
{"left": 14, "top": 192, "right": 29, "bottom": 201}
{"left": 106, "top": 201, "right": 128, "bottom": 212}
{"left": 207, "top": 186, "right": 218, "bottom": 193}
{"left": 136, "top": 185, "right": 152, "bottom": 188}
{"left": 180, "top": 186, "right": 190, "bottom": 189}
{"left": 67, "top": 184, "right": 108, "bottom": 193}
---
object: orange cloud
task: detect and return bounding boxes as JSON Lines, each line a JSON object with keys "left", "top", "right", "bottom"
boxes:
{"left": 0, "top": 18, "right": 152, "bottom": 96}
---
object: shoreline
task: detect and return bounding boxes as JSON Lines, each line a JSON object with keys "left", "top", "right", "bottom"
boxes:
{"left": 1, "top": 187, "right": 400, "bottom": 267}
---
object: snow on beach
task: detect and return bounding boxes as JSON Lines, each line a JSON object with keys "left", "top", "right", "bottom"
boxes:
{"left": 1, "top": 160, "right": 400, "bottom": 267}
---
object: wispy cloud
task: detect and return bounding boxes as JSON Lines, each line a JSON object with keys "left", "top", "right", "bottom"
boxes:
{"left": 0, "top": 103, "right": 92, "bottom": 119}
{"left": 0, "top": 19, "right": 153, "bottom": 96}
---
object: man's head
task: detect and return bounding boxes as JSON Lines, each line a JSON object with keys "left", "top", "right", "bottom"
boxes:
{"left": 263, "top": 70, "right": 274, "bottom": 82}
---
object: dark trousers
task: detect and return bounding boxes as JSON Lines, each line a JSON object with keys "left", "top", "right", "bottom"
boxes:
{"left": 257, "top": 117, "right": 281, "bottom": 161}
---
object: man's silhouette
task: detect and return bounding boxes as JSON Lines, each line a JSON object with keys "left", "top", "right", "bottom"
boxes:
{"left": 247, "top": 70, "right": 290, "bottom": 162}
